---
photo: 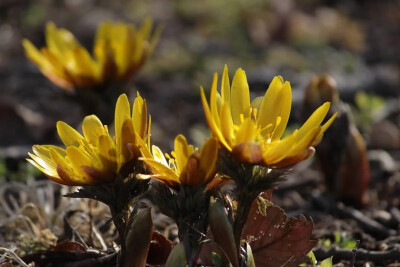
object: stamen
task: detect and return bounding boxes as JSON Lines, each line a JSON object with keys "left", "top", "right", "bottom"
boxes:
{"left": 270, "top": 116, "right": 282, "bottom": 138}
{"left": 259, "top": 123, "right": 274, "bottom": 134}
{"left": 171, "top": 151, "right": 177, "bottom": 158}
{"left": 240, "top": 113, "right": 245, "bottom": 123}
{"left": 251, "top": 108, "right": 258, "bottom": 121}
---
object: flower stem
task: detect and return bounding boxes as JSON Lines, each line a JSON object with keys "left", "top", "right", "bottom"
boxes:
{"left": 233, "top": 191, "right": 254, "bottom": 260}
{"left": 110, "top": 206, "right": 128, "bottom": 267}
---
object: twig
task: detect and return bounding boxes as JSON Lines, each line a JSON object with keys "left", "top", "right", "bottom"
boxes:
{"left": 91, "top": 223, "right": 108, "bottom": 251}
{"left": 313, "top": 246, "right": 400, "bottom": 265}
{"left": 0, "top": 247, "right": 30, "bottom": 267}
{"left": 277, "top": 174, "right": 319, "bottom": 192}
{"left": 349, "top": 240, "right": 360, "bottom": 267}
{"left": 336, "top": 203, "right": 397, "bottom": 239}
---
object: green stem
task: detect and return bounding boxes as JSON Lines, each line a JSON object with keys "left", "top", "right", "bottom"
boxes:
{"left": 111, "top": 206, "right": 128, "bottom": 267}
{"left": 233, "top": 192, "right": 254, "bottom": 260}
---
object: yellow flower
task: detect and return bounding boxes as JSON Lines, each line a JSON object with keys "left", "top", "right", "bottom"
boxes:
{"left": 27, "top": 93, "right": 151, "bottom": 185}
{"left": 140, "top": 135, "right": 221, "bottom": 189}
{"left": 23, "top": 19, "right": 161, "bottom": 91}
{"left": 201, "top": 66, "right": 337, "bottom": 168}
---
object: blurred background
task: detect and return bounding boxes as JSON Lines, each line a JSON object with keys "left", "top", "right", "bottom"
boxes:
{"left": 0, "top": 0, "right": 399, "bottom": 264}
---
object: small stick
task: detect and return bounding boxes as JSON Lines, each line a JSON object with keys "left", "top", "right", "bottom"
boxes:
{"left": 313, "top": 246, "right": 400, "bottom": 265}
{"left": 349, "top": 240, "right": 360, "bottom": 267}
{"left": 0, "top": 247, "right": 30, "bottom": 267}
{"left": 336, "top": 203, "right": 397, "bottom": 239}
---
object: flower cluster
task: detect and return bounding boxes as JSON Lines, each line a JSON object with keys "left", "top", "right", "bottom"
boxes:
{"left": 139, "top": 134, "right": 223, "bottom": 190}
{"left": 201, "top": 66, "right": 337, "bottom": 169}
{"left": 23, "top": 20, "right": 160, "bottom": 91}
{"left": 28, "top": 93, "right": 150, "bottom": 185}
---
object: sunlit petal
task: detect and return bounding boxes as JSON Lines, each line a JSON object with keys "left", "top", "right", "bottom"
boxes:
{"left": 174, "top": 134, "right": 190, "bottom": 175}
{"left": 82, "top": 115, "right": 105, "bottom": 146}
{"left": 199, "top": 138, "right": 218, "bottom": 183}
{"left": 57, "top": 121, "right": 84, "bottom": 147}
{"left": 230, "top": 68, "right": 250, "bottom": 125}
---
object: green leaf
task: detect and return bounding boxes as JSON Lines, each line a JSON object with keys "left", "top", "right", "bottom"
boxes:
{"left": 334, "top": 232, "right": 341, "bottom": 244}
{"left": 125, "top": 208, "right": 153, "bottom": 267}
{"left": 165, "top": 243, "right": 186, "bottom": 267}
{"left": 209, "top": 197, "right": 239, "bottom": 267}
{"left": 211, "top": 252, "right": 233, "bottom": 267}
{"left": 320, "top": 257, "right": 333, "bottom": 267}
{"left": 307, "top": 251, "right": 317, "bottom": 266}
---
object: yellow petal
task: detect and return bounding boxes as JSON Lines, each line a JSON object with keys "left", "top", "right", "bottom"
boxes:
{"left": 28, "top": 151, "right": 55, "bottom": 171}
{"left": 139, "top": 18, "right": 152, "bottom": 42}
{"left": 46, "top": 22, "right": 79, "bottom": 57}
{"left": 49, "top": 148, "right": 76, "bottom": 181}
{"left": 135, "top": 132, "right": 153, "bottom": 159}
{"left": 27, "top": 158, "right": 61, "bottom": 181}
{"left": 200, "top": 87, "right": 218, "bottom": 136}
{"left": 199, "top": 138, "right": 218, "bottom": 183}
{"left": 210, "top": 73, "right": 220, "bottom": 127}
{"left": 262, "top": 134, "right": 296, "bottom": 164}
{"left": 56, "top": 121, "right": 83, "bottom": 147}
{"left": 297, "top": 102, "right": 330, "bottom": 140}
{"left": 230, "top": 68, "right": 250, "bottom": 125}
{"left": 219, "top": 103, "right": 234, "bottom": 148}
{"left": 133, "top": 18, "right": 152, "bottom": 63}
{"left": 64, "top": 47, "right": 97, "bottom": 78}
{"left": 118, "top": 119, "right": 135, "bottom": 168}
{"left": 312, "top": 112, "right": 338, "bottom": 146}
{"left": 250, "top": 96, "right": 263, "bottom": 112}
{"left": 94, "top": 21, "right": 111, "bottom": 46}
{"left": 271, "top": 82, "right": 292, "bottom": 139}
{"left": 132, "top": 92, "right": 148, "bottom": 138}
{"left": 82, "top": 115, "right": 105, "bottom": 146}
{"left": 220, "top": 65, "right": 230, "bottom": 104}
{"left": 234, "top": 118, "right": 258, "bottom": 144}
{"left": 94, "top": 21, "right": 110, "bottom": 68}
{"left": 29, "top": 148, "right": 55, "bottom": 167}
{"left": 97, "top": 134, "right": 117, "bottom": 172}
{"left": 200, "top": 87, "right": 232, "bottom": 150}
{"left": 22, "top": 39, "right": 50, "bottom": 70}
{"left": 174, "top": 134, "right": 190, "bottom": 175}
{"left": 66, "top": 146, "right": 93, "bottom": 176}
{"left": 152, "top": 145, "right": 168, "bottom": 166}
{"left": 40, "top": 48, "right": 70, "bottom": 80}
{"left": 149, "top": 22, "right": 163, "bottom": 54}
{"left": 33, "top": 144, "right": 66, "bottom": 159}
{"left": 115, "top": 94, "right": 131, "bottom": 155}
{"left": 114, "top": 24, "right": 134, "bottom": 76}
{"left": 146, "top": 115, "right": 152, "bottom": 148}
{"left": 257, "top": 76, "right": 291, "bottom": 139}
{"left": 140, "top": 158, "right": 180, "bottom": 183}
{"left": 291, "top": 127, "right": 319, "bottom": 155}
{"left": 27, "top": 153, "right": 58, "bottom": 177}
{"left": 321, "top": 112, "right": 337, "bottom": 133}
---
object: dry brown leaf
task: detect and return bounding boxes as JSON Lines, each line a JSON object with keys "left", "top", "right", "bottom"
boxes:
{"left": 242, "top": 195, "right": 317, "bottom": 266}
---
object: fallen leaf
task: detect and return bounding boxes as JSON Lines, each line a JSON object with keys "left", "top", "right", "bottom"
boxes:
{"left": 242, "top": 195, "right": 317, "bottom": 266}
{"left": 49, "top": 241, "right": 86, "bottom": 253}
